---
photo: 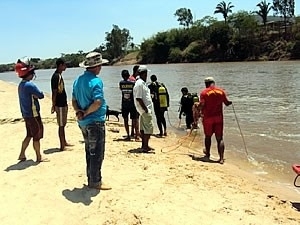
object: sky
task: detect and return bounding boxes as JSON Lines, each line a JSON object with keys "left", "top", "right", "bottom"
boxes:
{"left": 0, "top": 0, "right": 299, "bottom": 64}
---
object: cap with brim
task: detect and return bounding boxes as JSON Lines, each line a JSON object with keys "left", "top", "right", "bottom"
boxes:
{"left": 15, "top": 62, "right": 35, "bottom": 78}
{"left": 204, "top": 77, "right": 215, "bottom": 82}
{"left": 138, "top": 65, "right": 151, "bottom": 73}
{"left": 79, "top": 52, "right": 109, "bottom": 68}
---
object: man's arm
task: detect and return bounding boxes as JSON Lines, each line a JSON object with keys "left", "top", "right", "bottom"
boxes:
{"left": 136, "top": 98, "right": 148, "bottom": 113}
{"left": 51, "top": 74, "right": 59, "bottom": 113}
{"left": 84, "top": 99, "right": 102, "bottom": 117}
{"left": 223, "top": 91, "right": 232, "bottom": 106}
{"left": 30, "top": 83, "right": 44, "bottom": 99}
{"left": 51, "top": 89, "right": 57, "bottom": 113}
{"left": 72, "top": 97, "right": 101, "bottom": 120}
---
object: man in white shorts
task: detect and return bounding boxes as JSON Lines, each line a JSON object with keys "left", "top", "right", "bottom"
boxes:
{"left": 133, "top": 65, "right": 154, "bottom": 152}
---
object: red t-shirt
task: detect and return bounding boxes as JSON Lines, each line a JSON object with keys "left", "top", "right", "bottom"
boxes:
{"left": 200, "top": 85, "right": 230, "bottom": 118}
{"left": 128, "top": 75, "right": 136, "bottom": 82}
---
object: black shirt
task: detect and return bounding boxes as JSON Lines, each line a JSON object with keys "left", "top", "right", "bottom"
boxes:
{"left": 119, "top": 79, "right": 135, "bottom": 108}
{"left": 51, "top": 71, "right": 67, "bottom": 107}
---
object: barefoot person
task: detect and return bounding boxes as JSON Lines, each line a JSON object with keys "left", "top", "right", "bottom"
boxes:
{"left": 72, "top": 52, "right": 111, "bottom": 190}
{"left": 15, "top": 58, "right": 48, "bottom": 163}
{"left": 148, "top": 74, "right": 170, "bottom": 137}
{"left": 119, "top": 69, "right": 139, "bottom": 140}
{"left": 197, "top": 77, "right": 232, "bottom": 164}
{"left": 51, "top": 58, "right": 72, "bottom": 151}
{"left": 133, "top": 65, "right": 154, "bottom": 152}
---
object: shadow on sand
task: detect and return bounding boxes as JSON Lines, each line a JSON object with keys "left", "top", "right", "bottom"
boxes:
{"left": 189, "top": 155, "right": 220, "bottom": 164}
{"left": 4, "top": 159, "right": 38, "bottom": 171}
{"left": 62, "top": 185, "right": 100, "bottom": 206}
{"left": 291, "top": 202, "right": 300, "bottom": 212}
{"left": 128, "top": 148, "right": 155, "bottom": 154}
{"left": 43, "top": 148, "right": 61, "bottom": 154}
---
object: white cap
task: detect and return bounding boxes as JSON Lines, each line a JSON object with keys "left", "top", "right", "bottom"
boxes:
{"left": 138, "top": 65, "right": 150, "bottom": 73}
{"left": 204, "top": 77, "right": 215, "bottom": 82}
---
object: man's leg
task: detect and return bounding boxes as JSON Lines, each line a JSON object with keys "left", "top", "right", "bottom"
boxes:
{"left": 33, "top": 140, "right": 42, "bottom": 162}
{"left": 130, "top": 120, "right": 136, "bottom": 137}
{"left": 204, "top": 136, "right": 212, "bottom": 158}
{"left": 122, "top": 109, "right": 130, "bottom": 139}
{"left": 132, "top": 118, "right": 140, "bottom": 141}
{"left": 59, "top": 126, "right": 66, "bottom": 150}
{"left": 161, "top": 110, "right": 167, "bottom": 135}
{"left": 186, "top": 112, "right": 193, "bottom": 129}
{"left": 86, "top": 122, "right": 111, "bottom": 190}
{"left": 215, "top": 119, "right": 225, "bottom": 164}
{"left": 143, "top": 134, "right": 151, "bottom": 149}
{"left": 141, "top": 112, "right": 154, "bottom": 151}
{"left": 216, "top": 136, "right": 225, "bottom": 164}
{"left": 57, "top": 106, "right": 72, "bottom": 151}
{"left": 18, "top": 136, "right": 31, "bottom": 161}
{"left": 124, "top": 118, "right": 130, "bottom": 139}
{"left": 155, "top": 112, "right": 163, "bottom": 136}
{"left": 80, "top": 126, "right": 90, "bottom": 184}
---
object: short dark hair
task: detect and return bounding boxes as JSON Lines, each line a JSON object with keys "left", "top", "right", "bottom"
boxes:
{"left": 121, "top": 69, "right": 130, "bottom": 79}
{"left": 56, "top": 58, "right": 65, "bottom": 67}
{"left": 150, "top": 75, "right": 157, "bottom": 82}
{"left": 133, "top": 65, "right": 139, "bottom": 74}
{"left": 181, "top": 87, "right": 188, "bottom": 93}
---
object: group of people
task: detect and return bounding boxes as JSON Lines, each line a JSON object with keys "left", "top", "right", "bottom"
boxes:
{"left": 119, "top": 66, "right": 170, "bottom": 142}
{"left": 15, "top": 51, "right": 232, "bottom": 192}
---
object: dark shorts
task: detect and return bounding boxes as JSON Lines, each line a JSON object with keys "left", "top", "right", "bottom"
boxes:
{"left": 24, "top": 116, "right": 44, "bottom": 141}
{"left": 202, "top": 116, "right": 223, "bottom": 137}
{"left": 122, "top": 106, "right": 138, "bottom": 120}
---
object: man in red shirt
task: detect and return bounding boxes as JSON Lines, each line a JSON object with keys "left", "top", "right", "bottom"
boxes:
{"left": 197, "top": 77, "right": 232, "bottom": 164}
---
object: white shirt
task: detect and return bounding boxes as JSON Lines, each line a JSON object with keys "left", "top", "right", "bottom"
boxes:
{"left": 133, "top": 78, "right": 153, "bottom": 115}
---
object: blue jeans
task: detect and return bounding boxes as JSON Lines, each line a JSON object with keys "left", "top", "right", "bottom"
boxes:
{"left": 79, "top": 121, "right": 105, "bottom": 187}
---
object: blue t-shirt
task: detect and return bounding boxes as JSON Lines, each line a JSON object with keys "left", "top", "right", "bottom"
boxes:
{"left": 72, "top": 70, "right": 106, "bottom": 127}
{"left": 18, "top": 80, "right": 44, "bottom": 118}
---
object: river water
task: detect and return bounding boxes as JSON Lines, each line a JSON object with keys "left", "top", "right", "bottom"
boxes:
{"left": 1, "top": 61, "right": 300, "bottom": 188}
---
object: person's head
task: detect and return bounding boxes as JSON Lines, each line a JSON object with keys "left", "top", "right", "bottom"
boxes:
{"left": 137, "top": 65, "right": 150, "bottom": 82}
{"left": 204, "top": 77, "right": 215, "bottom": 88}
{"left": 121, "top": 69, "right": 130, "bottom": 80}
{"left": 133, "top": 65, "right": 139, "bottom": 77}
{"left": 79, "top": 52, "right": 109, "bottom": 75}
{"left": 181, "top": 87, "right": 188, "bottom": 95}
{"left": 15, "top": 58, "right": 36, "bottom": 80}
{"left": 150, "top": 74, "right": 157, "bottom": 82}
{"left": 56, "top": 58, "right": 67, "bottom": 72}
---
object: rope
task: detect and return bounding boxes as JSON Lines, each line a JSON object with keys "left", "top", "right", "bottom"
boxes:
{"left": 232, "top": 103, "right": 249, "bottom": 156}
{"left": 161, "top": 126, "right": 202, "bottom": 155}
{"left": 166, "top": 110, "right": 181, "bottom": 129}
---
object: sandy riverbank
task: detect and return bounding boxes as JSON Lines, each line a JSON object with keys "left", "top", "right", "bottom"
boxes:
{"left": 0, "top": 80, "right": 300, "bottom": 225}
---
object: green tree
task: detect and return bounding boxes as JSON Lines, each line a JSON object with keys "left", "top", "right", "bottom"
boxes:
{"left": 214, "top": 1, "right": 234, "bottom": 24}
{"left": 174, "top": 8, "right": 193, "bottom": 28}
{"left": 256, "top": 0, "right": 273, "bottom": 26}
{"left": 105, "top": 24, "right": 133, "bottom": 60}
{"left": 273, "top": 0, "right": 295, "bottom": 38}
{"left": 228, "top": 11, "right": 260, "bottom": 60}
{"left": 209, "top": 22, "right": 231, "bottom": 54}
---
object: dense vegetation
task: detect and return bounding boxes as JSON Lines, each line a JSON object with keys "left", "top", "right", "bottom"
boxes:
{"left": 1, "top": 0, "right": 299, "bottom": 73}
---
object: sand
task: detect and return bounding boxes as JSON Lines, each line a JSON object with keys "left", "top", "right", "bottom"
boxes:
{"left": 1, "top": 80, "right": 300, "bottom": 225}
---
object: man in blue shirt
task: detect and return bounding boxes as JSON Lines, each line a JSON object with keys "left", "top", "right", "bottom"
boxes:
{"left": 72, "top": 52, "right": 111, "bottom": 190}
{"left": 15, "top": 58, "right": 47, "bottom": 163}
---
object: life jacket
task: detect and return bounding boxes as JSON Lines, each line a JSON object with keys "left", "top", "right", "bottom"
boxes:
{"left": 158, "top": 84, "right": 168, "bottom": 108}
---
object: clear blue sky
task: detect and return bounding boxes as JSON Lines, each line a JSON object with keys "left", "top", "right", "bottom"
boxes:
{"left": 0, "top": 0, "right": 299, "bottom": 64}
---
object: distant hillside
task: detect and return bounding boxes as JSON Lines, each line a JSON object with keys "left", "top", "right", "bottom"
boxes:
{"left": 113, "top": 51, "right": 139, "bottom": 66}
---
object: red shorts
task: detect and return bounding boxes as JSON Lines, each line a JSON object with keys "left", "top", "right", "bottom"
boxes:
{"left": 202, "top": 116, "right": 223, "bottom": 137}
{"left": 24, "top": 116, "right": 44, "bottom": 141}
